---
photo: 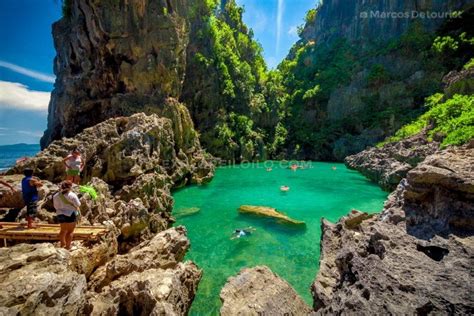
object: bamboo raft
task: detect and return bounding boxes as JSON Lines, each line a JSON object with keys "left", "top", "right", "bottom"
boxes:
{"left": 0, "top": 222, "right": 108, "bottom": 243}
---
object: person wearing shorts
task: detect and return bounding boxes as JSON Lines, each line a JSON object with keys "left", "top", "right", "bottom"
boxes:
{"left": 21, "top": 168, "right": 43, "bottom": 228}
{"left": 53, "top": 181, "right": 81, "bottom": 250}
{"left": 63, "top": 148, "right": 84, "bottom": 184}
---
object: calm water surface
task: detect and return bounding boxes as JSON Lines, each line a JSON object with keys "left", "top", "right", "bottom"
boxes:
{"left": 173, "top": 161, "right": 388, "bottom": 315}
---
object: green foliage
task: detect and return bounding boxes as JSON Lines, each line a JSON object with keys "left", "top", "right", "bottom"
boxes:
{"left": 367, "top": 64, "right": 389, "bottom": 87}
{"left": 305, "top": 9, "right": 317, "bottom": 23}
{"left": 432, "top": 36, "right": 459, "bottom": 54}
{"left": 380, "top": 94, "right": 474, "bottom": 147}
{"left": 464, "top": 58, "right": 474, "bottom": 70}
{"left": 302, "top": 84, "right": 320, "bottom": 101}
{"left": 400, "top": 22, "right": 433, "bottom": 54}
{"left": 184, "top": 0, "right": 275, "bottom": 161}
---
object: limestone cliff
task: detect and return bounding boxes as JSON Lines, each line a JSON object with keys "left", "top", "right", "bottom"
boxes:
{"left": 300, "top": 0, "right": 469, "bottom": 45}
{"left": 279, "top": 0, "right": 473, "bottom": 160}
{"left": 41, "top": 0, "right": 192, "bottom": 148}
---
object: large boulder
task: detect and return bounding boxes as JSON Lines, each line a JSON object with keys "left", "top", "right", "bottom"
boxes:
{"left": 85, "top": 227, "right": 200, "bottom": 315}
{"left": 84, "top": 262, "right": 201, "bottom": 316}
{"left": 220, "top": 266, "right": 312, "bottom": 315}
{"left": 313, "top": 146, "right": 474, "bottom": 314}
{"left": 88, "top": 226, "right": 191, "bottom": 291}
{"left": 0, "top": 175, "right": 24, "bottom": 209}
{"left": 0, "top": 243, "right": 87, "bottom": 315}
{"left": 404, "top": 145, "right": 474, "bottom": 238}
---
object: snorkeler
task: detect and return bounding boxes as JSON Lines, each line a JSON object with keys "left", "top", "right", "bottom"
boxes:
{"left": 231, "top": 227, "right": 256, "bottom": 239}
{"left": 280, "top": 185, "right": 290, "bottom": 192}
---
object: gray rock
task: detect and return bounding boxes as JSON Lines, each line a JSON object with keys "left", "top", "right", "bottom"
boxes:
{"left": 0, "top": 243, "right": 87, "bottom": 315}
{"left": 84, "top": 262, "right": 201, "bottom": 316}
{"left": 220, "top": 266, "right": 312, "bottom": 315}
{"left": 345, "top": 133, "right": 439, "bottom": 190}
{"left": 88, "top": 226, "right": 191, "bottom": 291}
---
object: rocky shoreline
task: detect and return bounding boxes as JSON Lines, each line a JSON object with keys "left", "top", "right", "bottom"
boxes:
{"left": 344, "top": 133, "right": 439, "bottom": 191}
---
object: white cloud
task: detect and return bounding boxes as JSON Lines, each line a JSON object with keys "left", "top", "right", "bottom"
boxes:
{"left": 17, "top": 130, "right": 44, "bottom": 137}
{"left": 288, "top": 25, "right": 298, "bottom": 37}
{"left": 0, "top": 60, "right": 55, "bottom": 83}
{"left": 0, "top": 127, "right": 9, "bottom": 130}
{"left": 0, "top": 81, "right": 51, "bottom": 111}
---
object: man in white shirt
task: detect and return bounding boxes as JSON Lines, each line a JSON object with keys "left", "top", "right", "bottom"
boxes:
{"left": 53, "top": 181, "right": 81, "bottom": 250}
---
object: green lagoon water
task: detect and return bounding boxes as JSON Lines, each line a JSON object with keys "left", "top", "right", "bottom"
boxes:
{"left": 173, "top": 161, "right": 388, "bottom": 315}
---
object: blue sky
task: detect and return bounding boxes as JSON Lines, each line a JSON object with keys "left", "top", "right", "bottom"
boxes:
{"left": 0, "top": 0, "right": 316, "bottom": 145}
{"left": 236, "top": 0, "right": 318, "bottom": 68}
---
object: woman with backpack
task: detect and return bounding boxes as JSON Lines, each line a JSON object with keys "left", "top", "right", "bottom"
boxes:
{"left": 53, "top": 181, "right": 81, "bottom": 250}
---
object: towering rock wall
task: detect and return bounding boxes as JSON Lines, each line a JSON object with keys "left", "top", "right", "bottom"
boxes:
{"left": 41, "top": 0, "right": 192, "bottom": 148}
{"left": 300, "top": 0, "right": 468, "bottom": 46}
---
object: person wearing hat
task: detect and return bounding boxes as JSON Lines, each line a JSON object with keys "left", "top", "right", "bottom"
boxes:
{"left": 63, "top": 148, "right": 84, "bottom": 184}
{"left": 21, "top": 168, "right": 43, "bottom": 228}
{"left": 53, "top": 180, "right": 81, "bottom": 250}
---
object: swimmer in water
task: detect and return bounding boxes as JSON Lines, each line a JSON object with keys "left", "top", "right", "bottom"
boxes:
{"left": 331, "top": 166, "right": 337, "bottom": 170}
{"left": 280, "top": 185, "right": 290, "bottom": 192}
{"left": 231, "top": 227, "right": 256, "bottom": 240}
{"left": 266, "top": 167, "right": 272, "bottom": 172}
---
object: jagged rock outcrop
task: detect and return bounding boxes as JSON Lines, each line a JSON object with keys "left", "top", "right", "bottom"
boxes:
{"left": 8, "top": 112, "right": 213, "bottom": 241}
{"left": 345, "top": 133, "right": 439, "bottom": 190}
{"left": 0, "top": 227, "right": 200, "bottom": 316}
{"left": 442, "top": 67, "right": 474, "bottom": 97}
{"left": 84, "top": 262, "right": 201, "bottom": 315}
{"left": 42, "top": 0, "right": 193, "bottom": 147}
{"left": 220, "top": 266, "right": 312, "bottom": 315}
{"left": 404, "top": 145, "right": 474, "bottom": 238}
{"left": 313, "top": 145, "right": 474, "bottom": 314}
{"left": 84, "top": 227, "right": 201, "bottom": 315}
{"left": 88, "top": 226, "right": 191, "bottom": 291}
{"left": 15, "top": 112, "right": 213, "bottom": 185}
{"left": 0, "top": 243, "right": 88, "bottom": 315}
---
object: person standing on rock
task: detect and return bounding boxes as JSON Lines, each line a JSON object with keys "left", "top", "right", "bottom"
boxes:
{"left": 21, "top": 168, "right": 43, "bottom": 229}
{"left": 53, "top": 181, "right": 81, "bottom": 250}
{"left": 63, "top": 148, "right": 84, "bottom": 184}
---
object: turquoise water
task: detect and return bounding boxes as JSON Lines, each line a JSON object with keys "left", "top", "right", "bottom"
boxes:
{"left": 173, "top": 161, "right": 387, "bottom": 314}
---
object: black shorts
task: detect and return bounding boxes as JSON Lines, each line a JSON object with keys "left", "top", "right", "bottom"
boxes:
{"left": 57, "top": 212, "right": 77, "bottom": 223}
{"left": 26, "top": 201, "right": 38, "bottom": 217}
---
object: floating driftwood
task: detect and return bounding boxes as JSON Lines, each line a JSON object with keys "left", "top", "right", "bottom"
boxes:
{"left": 174, "top": 207, "right": 200, "bottom": 219}
{"left": 238, "top": 205, "right": 305, "bottom": 226}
